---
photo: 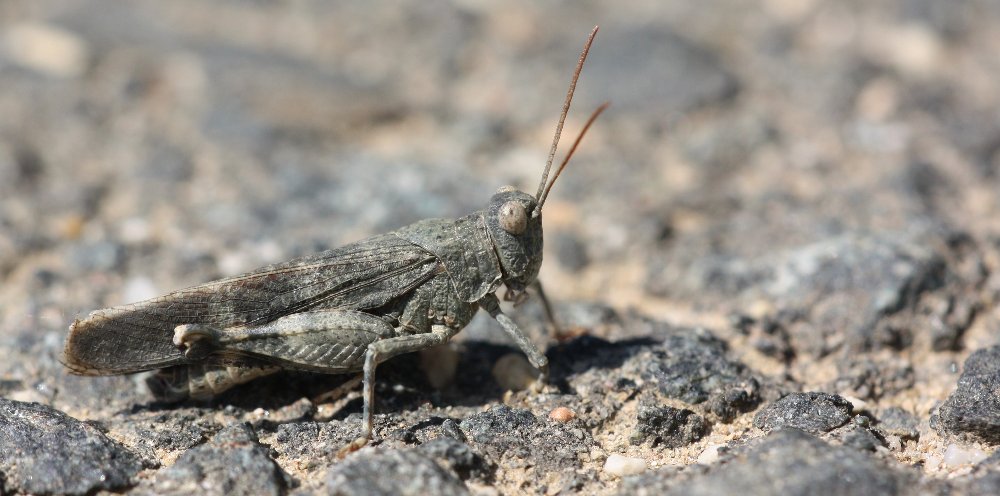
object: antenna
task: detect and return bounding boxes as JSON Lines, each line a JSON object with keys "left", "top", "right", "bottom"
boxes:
{"left": 533, "top": 25, "right": 600, "bottom": 214}
{"left": 535, "top": 102, "right": 609, "bottom": 214}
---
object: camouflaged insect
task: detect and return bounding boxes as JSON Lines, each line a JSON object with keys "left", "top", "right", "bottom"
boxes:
{"left": 62, "top": 26, "right": 605, "bottom": 451}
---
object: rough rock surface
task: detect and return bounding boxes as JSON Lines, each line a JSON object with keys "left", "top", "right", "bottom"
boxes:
{"left": 621, "top": 429, "right": 914, "bottom": 496}
{"left": 632, "top": 403, "right": 708, "bottom": 448}
{"left": 459, "top": 405, "right": 591, "bottom": 473}
{"left": 136, "top": 423, "right": 289, "bottom": 496}
{"left": 2, "top": 1, "right": 1000, "bottom": 494}
{"left": 753, "top": 392, "right": 854, "bottom": 435}
{"left": 933, "top": 346, "right": 1000, "bottom": 443}
{"left": 0, "top": 399, "right": 142, "bottom": 495}
{"left": 324, "top": 449, "right": 469, "bottom": 496}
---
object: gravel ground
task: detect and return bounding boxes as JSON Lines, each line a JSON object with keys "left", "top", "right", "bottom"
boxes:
{"left": 2, "top": 1, "right": 1000, "bottom": 494}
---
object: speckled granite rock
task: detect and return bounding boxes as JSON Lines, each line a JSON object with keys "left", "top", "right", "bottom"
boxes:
{"left": 753, "top": 392, "right": 854, "bottom": 435}
{"left": 324, "top": 449, "right": 469, "bottom": 496}
{"left": 459, "top": 405, "right": 591, "bottom": 472}
{"left": 933, "top": 346, "right": 1000, "bottom": 444}
{"left": 0, "top": 399, "right": 142, "bottom": 495}
{"left": 136, "top": 423, "right": 289, "bottom": 496}
{"left": 631, "top": 403, "right": 707, "bottom": 448}
{"left": 622, "top": 429, "right": 915, "bottom": 496}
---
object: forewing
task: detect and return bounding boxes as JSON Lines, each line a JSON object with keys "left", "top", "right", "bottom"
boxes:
{"left": 63, "top": 234, "right": 440, "bottom": 375}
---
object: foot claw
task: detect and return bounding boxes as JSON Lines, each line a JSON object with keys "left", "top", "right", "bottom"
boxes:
{"left": 336, "top": 436, "right": 369, "bottom": 459}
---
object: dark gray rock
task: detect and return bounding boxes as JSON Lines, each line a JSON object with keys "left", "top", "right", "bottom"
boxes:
{"left": 270, "top": 418, "right": 367, "bottom": 469}
{"left": 932, "top": 346, "right": 1000, "bottom": 443}
{"left": 652, "top": 429, "right": 913, "bottom": 496}
{"left": 631, "top": 403, "right": 707, "bottom": 448}
{"left": 827, "top": 416, "right": 888, "bottom": 452}
{"left": 877, "top": 407, "right": 920, "bottom": 440}
{"left": 324, "top": 449, "right": 469, "bottom": 496}
{"left": 417, "top": 436, "right": 493, "bottom": 481}
{"left": 627, "top": 329, "right": 761, "bottom": 421}
{"left": 649, "top": 225, "right": 945, "bottom": 356}
{"left": 458, "top": 405, "right": 590, "bottom": 472}
{"left": 140, "top": 423, "right": 288, "bottom": 496}
{"left": 109, "top": 410, "right": 216, "bottom": 468}
{"left": 833, "top": 357, "right": 915, "bottom": 401}
{"left": 753, "top": 392, "right": 853, "bottom": 434}
{"left": 963, "top": 472, "right": 1000, "bottom": 496}
{"left": 0, "top": 399, "right": 142, "bottom": 496}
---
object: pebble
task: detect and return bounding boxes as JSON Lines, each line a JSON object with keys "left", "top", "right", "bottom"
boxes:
{"left": 942, "top": 444, "right": 989, "bottom": 468}
{"left": 2, "top": 22, "right": 88, "bottom": 77}
{"left": 549, "top": 407, "right": 576, "bottom": 423}
{"left": 604, "top": 454, "right": 647, "bottom": 477}
{"left": 697, "top": 444, "right": 723, "bottom": 465}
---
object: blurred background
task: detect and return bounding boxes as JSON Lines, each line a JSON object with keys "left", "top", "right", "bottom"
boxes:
{"left": 2, "top": 0, "right": 1000, "bottom": 450}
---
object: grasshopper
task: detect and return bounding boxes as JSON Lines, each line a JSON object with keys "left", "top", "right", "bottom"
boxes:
{"left": 62, "top": 26, "right": 606, "bottom": 450}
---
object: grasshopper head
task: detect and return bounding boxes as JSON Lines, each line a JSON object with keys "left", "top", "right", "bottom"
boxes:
{"left": 486, "top": 102, "right": 608, "bottom": 296}
{"left": 486, "top": 186, "right": 544, "bottom": 292}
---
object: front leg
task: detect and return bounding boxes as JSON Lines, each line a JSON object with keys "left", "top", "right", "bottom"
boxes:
{"left": 479, "top": 293, "right": 549, "bottom": 385}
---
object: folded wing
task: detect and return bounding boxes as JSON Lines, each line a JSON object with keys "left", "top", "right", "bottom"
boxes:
{"left": 63, "top": 234, "right": 441, "bottom": 375}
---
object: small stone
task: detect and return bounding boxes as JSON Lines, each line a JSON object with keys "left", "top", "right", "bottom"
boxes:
{"left": 632, "top": 403, "right": 707, "bottom": 448}
{"left": 933, "top": 346, "right": 1000, "bottom": 443}
{"left": 877, "top": 407, "right": 919, "bottom": 440}
{"left": 459, "top": 405, "right": 590, "bottom": 472}
{"left": 942, "top": 444, "right": 989, "bottom": 468}
{"left": 604, "top": 454, "right": 648, "bottom": 477}
{"left": 549, "top": 407, "right": 576, "bottom": 423}
{"left": 418, "top": 437, "right": 493, "bottom": 481}
{"left": 2, "top": 22, "right": 88, "bottom": 77}
{"left": 630, "top": 330, "right": 761, "bottom": 419}
{"left": 325, "top": 448, "right": 470, "bottom": 496}
{"left": 697, "top": 444, "right": 723, "bottom": 465}
{"left": 142, "top": 423, "right": 287, "bottom": 496}
{"left": 753, "top": 392, "right": 853, "bottom": 434}
{"left": 659, "top": 429, "right": 911, "bottom": 495}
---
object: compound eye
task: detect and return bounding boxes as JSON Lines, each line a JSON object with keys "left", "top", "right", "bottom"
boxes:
{"left": 498, "top": 201, "right": 527, "bottom": 235}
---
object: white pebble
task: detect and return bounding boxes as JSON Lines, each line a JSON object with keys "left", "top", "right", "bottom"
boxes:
{"left": 942, "top": 444, "right": 988, "bottom": 467}
{"left": 697, "top": 444, "right": 723, "bottom": 465}
{"left": 2, "top": 22, "right": 88, "bottom": 77}
{"left": 603, "top": 454, "right": 647, "bottom": 477}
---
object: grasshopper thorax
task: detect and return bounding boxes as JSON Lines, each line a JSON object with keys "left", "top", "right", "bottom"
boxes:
{"left": 486, "top": 186, "right": 543, "bottom": 293}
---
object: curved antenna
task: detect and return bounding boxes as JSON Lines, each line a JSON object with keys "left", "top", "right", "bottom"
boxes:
{"left": 534, "top": 25, "right": 600, "bottom": 206}
{"left": 534, "top": 102, "right": 609, "bottom": 216}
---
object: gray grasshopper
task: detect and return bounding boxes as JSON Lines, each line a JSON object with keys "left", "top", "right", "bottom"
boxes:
{"left": 63, "top": 26, "right": 606, "bottom": 450}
